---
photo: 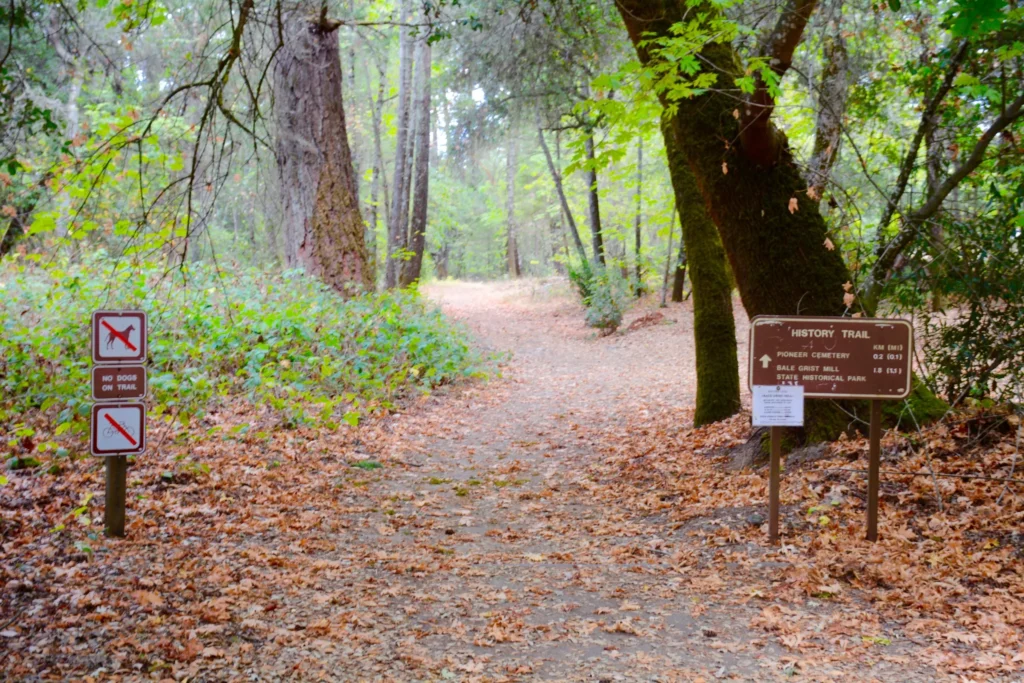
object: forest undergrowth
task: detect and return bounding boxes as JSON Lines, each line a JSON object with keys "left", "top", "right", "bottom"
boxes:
{"left": 0, "top": 279, "right": 1021, "bottom": 680}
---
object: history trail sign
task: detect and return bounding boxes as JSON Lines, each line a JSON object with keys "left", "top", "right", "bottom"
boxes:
{"left": 748, "top": 315, "right": 914, "bottom": 544}
{"left": 749, "top": 316, "right": 913, "bottom": 399}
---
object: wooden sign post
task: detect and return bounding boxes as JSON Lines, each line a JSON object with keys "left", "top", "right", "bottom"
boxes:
{"left": 749, "top": 316, "right": 913, "bottom": 542}
{"left": 90, "top": 311, "right": 148, "bottom": 538}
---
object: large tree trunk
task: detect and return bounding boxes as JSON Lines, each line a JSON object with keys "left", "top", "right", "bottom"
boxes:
{"left": 617, "top": 0, "right": 864, "bottom": 441}
{"left": 662, "top": 114, "right": 741, "bottom": 426}
{"left": 617, "top": 0, "right": 851, "bottom": 321}
{"left": 274, "top": 7, "right": 372, "bottom": 295}
{"left": 384, "top": 0, "right": 415, "bottom": 289}
{"left": 400, "top": 30, "right": 431, "bottom": 287}
{"left": 505, "top": 134, "right": 521, "bottom": 277}
{"left": 537, "top": 125, "right": 588, "bottom": 264}
{"left": 583, "top": 134, "right": 606, "bottom": 266}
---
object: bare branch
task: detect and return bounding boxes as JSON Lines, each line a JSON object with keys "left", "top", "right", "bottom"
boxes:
{"left": 863, "top": 89, "right": 1024, "bottom": 311}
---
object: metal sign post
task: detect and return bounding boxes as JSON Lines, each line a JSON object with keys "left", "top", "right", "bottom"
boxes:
{"left": 90, "top": 310, "right": 148, "bottom": 538}
{"left": 749, "top": 316, "right": 913, "bottom": 542}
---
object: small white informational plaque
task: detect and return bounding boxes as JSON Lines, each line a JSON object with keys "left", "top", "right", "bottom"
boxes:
{"left": 752, "top": 385, "right": 805, "bottom": 427}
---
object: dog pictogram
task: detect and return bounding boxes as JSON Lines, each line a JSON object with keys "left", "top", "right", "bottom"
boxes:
{"left": 105, "top": 323, "right": 136, "bottom": 350}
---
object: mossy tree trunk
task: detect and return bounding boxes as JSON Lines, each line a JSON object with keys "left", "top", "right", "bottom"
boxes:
{"left": 274, "top": 5, "right": 373, "bottom": 295}
{"left": 616, "top": 0, "right": 939, "bottom": 441}
{"left": 662, "top": 114, "right": 741, "bottom": 426}
{"left": 618, "top": 1, "right": 851, "bottom": 319}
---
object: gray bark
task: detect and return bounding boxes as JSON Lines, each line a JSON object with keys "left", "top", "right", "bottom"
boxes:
{"left": 273, "top": 5, "right": 372, "bottom": 294}
{"left": 806, "top": 32, "right": 848, "bottom": 199}
{"left": 537, "top": 124, "right": 588, "bottom": 264}
{"left": 384, "top": 0, "right": 415, "bottom": 288}
{"left": 400, "top": 31, "right": 431, "bottom": 287}
{"left": 505, "top": 134, "right": 521, "bottom": 277}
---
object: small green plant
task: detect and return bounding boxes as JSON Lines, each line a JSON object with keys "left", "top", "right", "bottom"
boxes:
{"left": 583, "top": 268, "right": 627, "bottom": 335}
{"left": 351, "top": 460, "right": 383, "bottom": 470}
{"left": 567, "top": 259, "right": 595, "bottom": 302}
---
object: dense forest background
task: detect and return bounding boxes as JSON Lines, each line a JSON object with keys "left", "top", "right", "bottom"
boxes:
{"left": 0, "top": 0, "right": 1022, "bottom": 426}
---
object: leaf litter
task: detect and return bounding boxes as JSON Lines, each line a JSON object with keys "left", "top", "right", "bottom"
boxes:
{"left": 1, "top": 280, "right": 1021, "bottom": 681}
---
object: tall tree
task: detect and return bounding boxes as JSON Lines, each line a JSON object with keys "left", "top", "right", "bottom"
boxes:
{"left": 583, "top": 132, "right": 606, "bottom": 266}
{"left": 806, "top": 31, "right": 848, "bottom": 200}
{"left": 385, "top": 0, "right": 415, "bottom": 289}
{"left": 662, "top": 114, "right": 741, "bottom": 426}
{"left": 400, "top": 27, "right": 431, "bottom": 287}
{"left": 616, "top": 0, "right": 853, "bottom": 439}
{"left": 537, "top": 124, "right": 588, "bottom": 264}
{"left": 670, "top": 238, "right": 687, "bottom": 302}
{"left": 274, "top": 3, "right": 372, "bottom": 294}
{"left": 633, "top": 135, "right": 643, "bottom": 295}
{"left": 504, "top": 134, "right": 521, "bottom": 277}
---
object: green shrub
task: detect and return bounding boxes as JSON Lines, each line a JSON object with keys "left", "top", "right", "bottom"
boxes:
{"left": 0, "top": 255, "right": 488, "bottom": 440}
{"left": 583, "top": 267, "right": 627, "bottom": 335}
{"left": 567, "top": 259, "right": 595, "bottom": 302}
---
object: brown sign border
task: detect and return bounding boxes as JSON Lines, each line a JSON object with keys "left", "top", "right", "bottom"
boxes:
{"left": 748, "top": 315, "right": 913, "bottom": 400}
{"left": 91, "top": 365, "right": 148, "bottom": 402}
{"left": 90, "top": 403, "right": 147, "bottom": 457}
{"left": 92, "top": 310, "right": 148, "bottom": 365}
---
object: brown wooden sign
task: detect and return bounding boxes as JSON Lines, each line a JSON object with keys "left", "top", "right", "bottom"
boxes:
{"left": 92, "top": 310, "right": 147, "bottom": 364}
{"left": 91, "top": 365, "right": 147, "bottom": 401}
{"left": 749, "top": 316, "right": 913, "bottom": 399}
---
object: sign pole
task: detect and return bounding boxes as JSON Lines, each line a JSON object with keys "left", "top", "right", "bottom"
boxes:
{"left": 769, "top": 426, "right": 781, "bottom": 544}
{"left": 866, "top": 399, "right": 882, "bottom": 542}
{"left": 104, "top": 455, "right": 127, "bottom": 537}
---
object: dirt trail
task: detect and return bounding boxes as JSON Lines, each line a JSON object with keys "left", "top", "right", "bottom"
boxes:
{"left": 246, "top": 281, "right": 945, "bottom": 681}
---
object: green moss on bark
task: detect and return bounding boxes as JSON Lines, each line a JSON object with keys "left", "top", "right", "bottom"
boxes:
{"left": 662, "top": 114, "right": 741, "bottom": 426}
{"left": 883, "top": 379, "right": 949, "bottom": 428}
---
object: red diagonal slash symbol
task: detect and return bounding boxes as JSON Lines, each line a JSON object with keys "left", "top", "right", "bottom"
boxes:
{"left": 101, "top": 319, "right": 138, "bottom": 352}
{"left": 104, "top": 413, "right": 138, "bottom": 446}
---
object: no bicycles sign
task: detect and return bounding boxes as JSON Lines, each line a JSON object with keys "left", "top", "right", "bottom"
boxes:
{"left": 90, "top": 403, "right": 146, "bottom": 456}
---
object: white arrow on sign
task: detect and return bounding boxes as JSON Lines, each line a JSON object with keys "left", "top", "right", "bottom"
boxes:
{"left": 760, "top": 354, "right": 772, "bottom": 369}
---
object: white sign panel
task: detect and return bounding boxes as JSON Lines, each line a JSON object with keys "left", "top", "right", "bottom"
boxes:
{"left": 91, "top": 403, "right": 146, "bottom": 456}
{"left": 752, "top": 385, "right": 805, "bottom": 427}
{"left": 92, "top": 311, "right": 147, "bottom": 364}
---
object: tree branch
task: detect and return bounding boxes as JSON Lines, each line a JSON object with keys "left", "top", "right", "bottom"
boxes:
{"left": 862, "top": 89, "right": 1024, "bottom": 312}
{"left": 738, "top": 0, "right": 818, "bottom": 166}
{"left": 872, "top": 39, "right": 970, "bottom": 245}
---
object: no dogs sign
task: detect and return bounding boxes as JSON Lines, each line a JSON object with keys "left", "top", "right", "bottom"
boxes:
{"left": 92, "top": 310, "right": 147, "bottom": 364}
